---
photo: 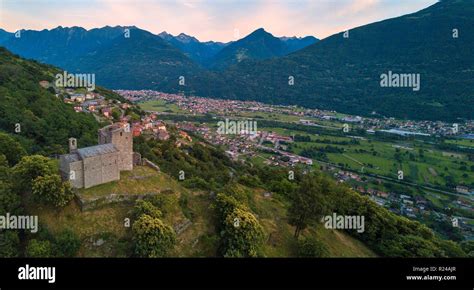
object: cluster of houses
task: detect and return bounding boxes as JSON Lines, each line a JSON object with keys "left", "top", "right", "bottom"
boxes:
{"left": 335, "top": 170, "right": 363, "bottom": 183}
{"left": 117, "top": 89, "right": 474, "bottom": 138}
{"left": 334, "top": 169, "right": 428, "bottom": 219}
{"left": 355, "top": 186, "right": 429, "bottom": 219}
{"left": 129, "top": 115, "right": 193, "bottom": 147}
{"left": 316, "top": 162, "right": 473, "bottom": 239}
{"left": 122, "top": 88, "right": 474, "bottom": 139}
{"left": 131, "top": 114, "right": 170, "bottom": 141}
{"left": 177, "top": 121, "right": 254, "bottom": 159}
{"left": 263, "top": 132, "right": 294, "bottom": 145}
{"left": 60, "top": 89, "right": 129, "bottom": 120}
{"left": 262, "top": 153, "right": 313, "bottom": 167}
{"left": 173, "top": 121, "right": 312, "bottom": 166}
{"left": 362, "top": 117, "right": 473, "bottom": 137}
{"left": 455, "top": 185, "right": 474, "bottom": 195}
{"left": 454, "top": 198, "right": 473, "bottom": 213}
{"left": 39, "top": 80, "right": 126, "bottom": 120}
{"left": 256, "top": 145, "right": 313, "bottom": 166}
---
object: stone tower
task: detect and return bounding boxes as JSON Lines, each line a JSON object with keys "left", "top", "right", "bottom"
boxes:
{"left": 98, "top": 123, "right": 133, "bottom": 171}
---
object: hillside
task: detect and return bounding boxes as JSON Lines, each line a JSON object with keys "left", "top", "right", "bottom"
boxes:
{"left": 0, "top": 47, "right": 100, "bottom": 154}
{"left": 27, "top": 165, "right": 376, "bottom": 257}
{"left": 61, "top": 28, "right": 209, "bottom": 90}
{"left": 0, "top": 27, "right": 211, "bottom": 90}
{"left": 196, "top": 0, "right": 474, "bottom": 121}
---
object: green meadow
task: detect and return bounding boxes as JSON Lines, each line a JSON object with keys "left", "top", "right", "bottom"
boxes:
{"left": 138, "top": 99, "right": 185, "bottom": 114}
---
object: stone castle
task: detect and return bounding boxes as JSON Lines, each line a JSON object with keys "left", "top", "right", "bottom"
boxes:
{"left": 60, "top": 123, "right": 134, "bottom": 189}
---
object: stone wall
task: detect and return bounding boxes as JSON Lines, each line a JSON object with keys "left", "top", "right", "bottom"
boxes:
{"left": 69, "top": 161, "right": 84, "bottom": 188}
{"left": 100, "top": 152, "right": 120, "bottom": 185}
{"left": 59, "top": 157, "right": 85, "bottom": 188}
{"left": 142, "top": 158, "right": 160, "bottom": 172}
{"left": 119, "top": 152, "right": 134, "bottom": 171}
{"left": 133, "top": 152, "right": 142, "bottom": 165}
{"left": 83, "top": 152, "right": 120, "bottom": 188}
{"left": 83, "top": 155, "right": 103, "bottom": 189}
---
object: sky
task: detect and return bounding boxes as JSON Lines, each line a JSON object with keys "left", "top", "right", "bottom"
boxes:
{"left": 0, "top": 0, "right": 438, "bottom": 42}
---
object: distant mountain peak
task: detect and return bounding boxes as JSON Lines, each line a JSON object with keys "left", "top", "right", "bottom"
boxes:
{"left": 248, "top": 28, "right": 272, "bottom": 37}
{"left": 176, "top": 33, "right": 198, "bottom": 43}
{"left": 158, "top": 31, "right": 199, "bottom": 43}
{"left": 51, "top": 25, "right": 86, "bottom": 31}
{"left": 158, "top": 31, "right": 171, "bottom": 37}
{"left": 207, "top": 27, "right": 317, "bottom": 70}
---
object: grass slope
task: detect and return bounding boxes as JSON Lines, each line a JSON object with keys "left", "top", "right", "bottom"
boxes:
{"left": 28, "top": 166, "right": 375, "bottom": 257}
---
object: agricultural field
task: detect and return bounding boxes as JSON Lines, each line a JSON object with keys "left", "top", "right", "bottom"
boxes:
{"left": 445, "top": 138, "right": 474, "bottom": 148}
{"left": 257, "top": 124, "right": 474, "bottom": 189}
{"left": 138, "top": 99, "right": 186, "bottom": 114}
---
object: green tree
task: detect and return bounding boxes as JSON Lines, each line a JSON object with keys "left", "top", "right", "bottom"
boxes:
{"left": 0, "top": 156, "right": 21, "bottom": 215}
{"left": 0, "top": 155, "right": 10, "bottom": 182}
{"left": 132, "top": 214, "right": 176, "bottom": 258}
{"left": 53, "top": 230, "right": 81, "bottom": 257}
{"left": 31, "top": 174, "right": 74, "bottom": 207}
{"left": 213, "top": 193, "right": 265, "bottom": 257}
{"left": 0, "top": 154, "right": 12, "bottom": 186}
{"left": 288, "top": 174, "right": 330, "bottom": 238}
{"left": 0, "top": 231, "right": 20, "bottom": 257}
{"left": 460, "top": 241, "right": 474, "bottom": 257}
{"left": 0, "top": 182, "right": 22, "bottom": 215}
{"left": 26, "top": 239, "right": 52, "bottom": 257}
{"left": 182, "top": 176, "right": 211, "bottom": 190}
{"left": 0, "top": 133, "right": 26, "bottom": 166}
{"left": 133, "top": 200, "right": 163, "bottom": 219}
{"left": 297, "top": 236, "right": 329, "bottom": 257}
{"left": 434, "top": 239, "right": 466, "bottom": 258}
{"left": 221, "top": 207, "right": 265, "bottom": 257}
{"left": 12, "top": 155, "right": 55, "bottom": 193}
{"left": 379, "top": 235, "right": 442, "bottom": 257}
{"left": 269, "top": 178, "right": 297, "bottom": 197}
{"left": 111, "top": 108, "right": 121, "bottom": 121}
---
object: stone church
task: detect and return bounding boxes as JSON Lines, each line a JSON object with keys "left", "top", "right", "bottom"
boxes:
{"left": 60, "top": 123, "right": 134, "bottom": 189}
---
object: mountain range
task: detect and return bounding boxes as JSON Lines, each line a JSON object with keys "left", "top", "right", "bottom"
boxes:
{"left": 0, "top": 0, "right": 473, "bottom": 121}
{"left": 0, "top": 26, "right": 316, "bottom": 70}
{"left": 186, "top": 0, "right": 474, "bottom": 121}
